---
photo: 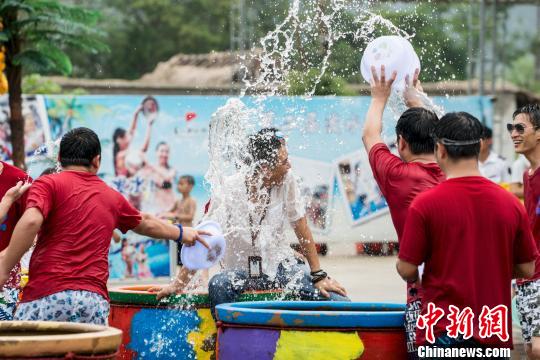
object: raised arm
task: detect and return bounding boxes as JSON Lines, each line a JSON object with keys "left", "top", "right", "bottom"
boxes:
{"left": 0, "top": 208, "right": 42, "bottom": 287}
{"left": 403, "top": 69, "right": 424, "bottom": 108}
{"left": 362, "top": 65, "right": 396, "bottom": 153}
{"left": 129, "top": 105, "right": 142, "bottom": 138}
{"left": 140, "top": 118, "right": 154, "bottom": 154}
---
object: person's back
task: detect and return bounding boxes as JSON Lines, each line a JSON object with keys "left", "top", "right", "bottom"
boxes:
{"left": 398, "top": 111, "right": 537, "bottom": 351}
{"left": 369, "top": 144, "right": 444, "bottom": 238}
{"left": 362, "top": 67, "right": 444, "bottom": 357}
{"left": 402, "top": 176, "right": 530, "bottom": 347}
{"left": 23, "top": 170, "right": 140, "bottom": 302}
{"left": 363, "top": 68, "right": 444, "bottom": 240}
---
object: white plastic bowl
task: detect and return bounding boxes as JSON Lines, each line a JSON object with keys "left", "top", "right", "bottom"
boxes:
{"left": 360, "top": 36, "right": 420, "bottom": 90}
{"left": 180, "top": 220, "right": 226, "bottom": 270}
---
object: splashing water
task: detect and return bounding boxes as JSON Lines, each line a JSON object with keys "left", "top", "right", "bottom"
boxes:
{"left": 240, "top": 0, "right": 411, "bottom": 99}
{"left": 203, "top": 1, "right": 424, "bottom": 295}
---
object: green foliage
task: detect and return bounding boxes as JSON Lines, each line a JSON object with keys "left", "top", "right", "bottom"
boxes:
{"left": 22, "top": 73, "right": 88, "bottom": 94}
{"left": 506, "top": 54, "right": 540, "bottom": 93}
{"left": 22, "top": 73, "right": 62, "bottom": 93}
{"left": 287, "top": 69, "right": 355, "bottom": 96}
{"left": 0, "top": 0, "right": 108, "bottom": 76}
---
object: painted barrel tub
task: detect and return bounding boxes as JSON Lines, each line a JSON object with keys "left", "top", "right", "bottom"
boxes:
{"left": 0, "top": 321, "right": 122, "bottom": 359}
{"left": 216, "top": 301, "right": 407, "bottom": 360}
{"left": 108, "top": 285, "right": 288, "bottom": 359}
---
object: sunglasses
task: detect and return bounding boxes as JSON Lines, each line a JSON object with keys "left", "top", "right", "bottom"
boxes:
{"left": 506, "top": 123, "right": 539, "bottom": 134}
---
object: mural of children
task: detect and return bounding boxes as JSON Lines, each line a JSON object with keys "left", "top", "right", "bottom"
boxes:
{"left": 161, "top": 175, "right": 197, "bottom": 227}
{"left": 146, "top": 141, "right": 176, "bottom": 213}
{"left": 121, "top": 238, "right": 136, "bottom": 278}
{"left": 112, "top": 96, "right": 158, "bottom": 178}
{"left": 136, "top": 244, "right": 152, "bottom": 278}
{"left": 23, "top": 106, "right": 45, "bottom": 156}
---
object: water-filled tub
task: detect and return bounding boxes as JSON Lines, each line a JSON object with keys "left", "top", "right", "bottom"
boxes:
{"left": 108, "top": 285, "right": 287, "bottom": 359}
{"left": 0, "top": 321, "right": 122, "bottom": 359}
{"left": 215, "top": 301, "right": 407, "bottom": 359}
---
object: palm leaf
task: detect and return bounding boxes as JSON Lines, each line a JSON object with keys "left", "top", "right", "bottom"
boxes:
{"left": 0, "top": 31, "right": 9, "bottom": 42}
{"left": 12, "top": 49, "right": 55, "bottom": 72}
{"left": 0, "top": 0, "right": 34, "bottom": 15}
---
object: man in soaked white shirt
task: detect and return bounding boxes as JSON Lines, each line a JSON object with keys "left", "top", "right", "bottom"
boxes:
{"left": 153, "top": 128, "right": 348, "bottom": 313}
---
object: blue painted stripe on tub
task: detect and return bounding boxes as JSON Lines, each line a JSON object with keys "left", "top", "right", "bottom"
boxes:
{"left": 216, "top": 301, "right": 406, "bottom": 328}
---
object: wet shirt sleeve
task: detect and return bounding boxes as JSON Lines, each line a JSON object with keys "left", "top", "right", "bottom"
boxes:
{"left": 368, "top": 143, "right": 403, "bottom": 191}
{"left": 116, "top": 194, "right": 142, "bottom": 233}
{"left": 25, "top": 177, "right": 53, "bottom": 219}
{"left": 285, "top": 172, "right": 306, "bottom": 223}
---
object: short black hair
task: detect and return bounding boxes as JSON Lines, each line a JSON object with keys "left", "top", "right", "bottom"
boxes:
{"left": 156, "top": 141, "right": 168, "bottom": 151}
{"left": 395, "top": 107, "right": 439, "bottom": 155}
{"left": 248, "top": 128, "right": 284, "bottom": 168}
{"left": 180, "top": 175, "right": 195, "bottom": 186}
{"left": 434, "top": 112, "right": 483, "bottom": 160}
{"left": 513, "top": 104, "right": 540, "bottom": 128}
{"left": 481, "top": 125, "right": 492, "bottom": 139}
{"left": 59, "top": 127, "right": 101, "bottom": 167}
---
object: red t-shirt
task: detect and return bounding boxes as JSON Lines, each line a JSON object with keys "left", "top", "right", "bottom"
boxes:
{"left": 368, "top": 143, "right": 445, "bottom": 241}
{"left": 22, "top": 170, "right": 142, "bottom": 302}
{"left": 399, "top": 176, "right": 537, "bottom": 348}
{"left": 523, "top": 167, "right": 540, "bottom": 282}
{"left": 0, "top": 161, "right": 31, "bottom": 289}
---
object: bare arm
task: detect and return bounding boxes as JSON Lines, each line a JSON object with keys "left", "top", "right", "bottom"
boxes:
{"left": 132, "top": 213, "right": 209, "bottom": 248}
{"left": 0, "top": 208, "right": 43, "bottom": 287}
{"left": 292, "top": 217, "right": 347, "bottom": 297}
{"left": 293, "top": 216, "right": 320, "bottom": 272}
{"left": 396, "top": 259, "right": 419, "bottom": 283}
{"left": 149, "top": 266, "right": 197, "bottom": 300}
{"left": 129, "top": 106, "right": 142, "bottom": 138}
{"left": 362, "top": 65, "right": 396, "bottom": 154}
{"left": 0, "top": 181, "right": 32, "bottom": 221}
{"left": 514, "top": 261, "right": 535, "bottom": 279}
{"left": 140, "top": 119, "right": 154, "bottom": 154}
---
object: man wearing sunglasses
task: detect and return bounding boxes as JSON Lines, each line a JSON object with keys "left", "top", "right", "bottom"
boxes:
{"left": 508, "top": 104, "right": 540, "bottom": 359}
{"left": 362, "top": 65, "right": 444, "bottom": 358}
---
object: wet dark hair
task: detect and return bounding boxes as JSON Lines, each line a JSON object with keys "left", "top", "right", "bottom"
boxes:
{"left": 513, "top": 104, "right": 540, "bottom": 128}
{"left": 481, "top": 125, "right": 492, "bottom": 139}
{"left": 113, "top": 128, "right": 126, "bottom": 175}
{"left": 434, "top": 112, "right": 483, "bottom": 160}
{"left": 39, "top": 167, "right": 57, "bottom": 177}
{"left": 180, "top": 175, "right": 195, "bottom": 186}
{"left": 156, "top": 141, "right": 168, "bottom": 151}
{"left": 59, "top": 127, "right": 101, "bottom": 167}
{"left": 248, "top": 127, "right": 284, "bottom": 168}
{"left": 142, "top": 96, "right": 159, "bottom": 112}
{"left": 395, "top": 107, "right": 439, "bottom": 155}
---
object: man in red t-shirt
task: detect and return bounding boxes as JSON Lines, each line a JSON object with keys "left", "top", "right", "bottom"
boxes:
{"left": 0, "top": 162, "right": 31, "bottom": 320}
{"left": 0, "top": 127, "right": 209, "bottom": 325}
{"left": 362, "top": 66, "right": 444, "bottom": 356}
{"left": 509, "top": 103, "right": 540, "bottom": 358}
{"left": 398, "top": 112, "right": 536, "bottom": 353}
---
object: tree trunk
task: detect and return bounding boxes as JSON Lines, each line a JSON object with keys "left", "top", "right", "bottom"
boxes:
{"left": 5, "top": 10, "right": 25, "bottom": 170}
